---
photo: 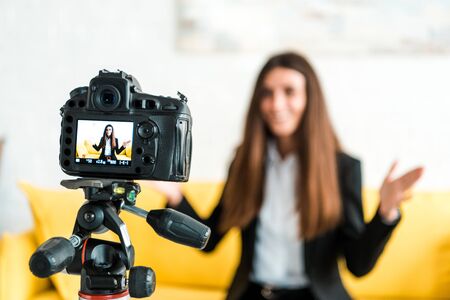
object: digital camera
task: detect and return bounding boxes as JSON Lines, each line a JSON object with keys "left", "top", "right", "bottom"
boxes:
{"left": 59, "top": 70, "right": 192, "bottom": 181}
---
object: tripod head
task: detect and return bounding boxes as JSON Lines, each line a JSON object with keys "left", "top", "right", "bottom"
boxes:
{"left": 29, "top": 178, "right": 211, "bottom": 299}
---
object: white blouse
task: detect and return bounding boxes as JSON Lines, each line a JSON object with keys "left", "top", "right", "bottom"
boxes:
{"left": 104, "top": 138, "right": 112, "bottom": 156}
{"left": 250, "top": 141, "right": 310, "bottom": 288}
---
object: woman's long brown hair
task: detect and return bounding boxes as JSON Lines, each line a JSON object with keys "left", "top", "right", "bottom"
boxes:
{"left": 99, "top": 124, "right": 116, "bottom": 149}
{"left": 220, "top": 52, "right": 342, "bottom": 239}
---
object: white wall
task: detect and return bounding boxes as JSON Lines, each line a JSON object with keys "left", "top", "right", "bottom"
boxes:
{"left": 1, "top": 0, "right": 449, "bottom": 233}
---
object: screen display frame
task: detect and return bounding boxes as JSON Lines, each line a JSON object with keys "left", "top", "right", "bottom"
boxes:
{"left": 75, "top": 119, "right": 134, "bottom": 167}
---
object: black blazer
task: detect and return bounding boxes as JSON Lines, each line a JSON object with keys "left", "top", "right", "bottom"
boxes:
{"left": 93, "top": 138, "right": 125, "bottom": 161}
{"left": 174, "top": 153, "right": 399, "bottom": 300}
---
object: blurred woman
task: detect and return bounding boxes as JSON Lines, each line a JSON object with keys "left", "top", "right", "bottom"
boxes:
{"left": 152, "top": 52, "right": 423, "bottom": 300}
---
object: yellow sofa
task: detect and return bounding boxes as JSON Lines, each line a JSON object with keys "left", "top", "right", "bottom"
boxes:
{"left": 1, "top": 182, "right": 450, "bottom": 300}
{"left": 76, "top": 139, "right": 131, "bottom": 160}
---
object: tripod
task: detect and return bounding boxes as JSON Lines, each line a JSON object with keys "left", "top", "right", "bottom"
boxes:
{"left": 29, "top": 178, "right": 211, "bottom": 299}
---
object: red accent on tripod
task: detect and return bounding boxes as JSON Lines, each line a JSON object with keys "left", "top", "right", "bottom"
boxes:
{"left": 78, "top": 290, "right": 129, "bottom": 299}
{"left": 81, "top": 238, "right": 89, "bottom": 264}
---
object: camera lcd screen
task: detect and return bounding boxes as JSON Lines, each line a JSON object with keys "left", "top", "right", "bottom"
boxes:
{"left": 75, "top": 120, "right": 133, "bottom": 167}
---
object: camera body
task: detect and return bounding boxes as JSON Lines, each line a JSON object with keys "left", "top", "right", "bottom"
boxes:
{"left": 59, "top": 70, "right": 192, "bottom": 181}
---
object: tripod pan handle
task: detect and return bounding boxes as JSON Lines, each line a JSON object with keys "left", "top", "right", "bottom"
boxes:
{"left": 29, "top": 237, "right": 76, "bottom": 278}
{"left": 146, "top": 208, "right": 211, "bottom": 249}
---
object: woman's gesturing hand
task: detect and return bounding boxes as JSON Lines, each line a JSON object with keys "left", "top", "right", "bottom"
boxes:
{"left": 379, "top": 161, "right": 424, "bottom": 222}
{"left": 145, "top": 181, "right": 183, "bottom": 207}
{"left": 122, "top": 140, "right": 131, "bottom": 147}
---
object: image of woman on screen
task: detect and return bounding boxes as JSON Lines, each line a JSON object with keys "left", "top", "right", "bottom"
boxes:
{"left": 92, "top": 124, "right": 130, "bottom": 161}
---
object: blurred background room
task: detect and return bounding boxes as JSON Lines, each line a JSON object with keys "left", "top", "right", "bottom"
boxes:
{"left": 1, "top": 1, "right": 450, "bottom": 299}
{"left": 1, "top": 0, "right": 449, "bottom": 235}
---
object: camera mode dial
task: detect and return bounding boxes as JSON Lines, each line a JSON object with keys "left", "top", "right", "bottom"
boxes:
{"left": 138, "top": 122, "right": 157, "bottom": 139}
{"left": 70, "top": 87, "right": 88, "bottom": 99}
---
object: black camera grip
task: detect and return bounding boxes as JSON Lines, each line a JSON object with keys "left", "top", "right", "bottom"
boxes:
{"left": 29, "top": 237, "right": 76, "bottom": 278}
{"left": 146, "top": 208, "right": 211, "bottom": 249}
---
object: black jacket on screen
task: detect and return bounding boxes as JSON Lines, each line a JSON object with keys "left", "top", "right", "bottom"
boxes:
{"left": 93, "top": 137, "right": 125, "bottom": 161}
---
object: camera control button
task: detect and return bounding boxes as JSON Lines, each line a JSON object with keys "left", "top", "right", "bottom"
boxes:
{"left": 162, "top": 104, "right": 178, "bottom": 111}
{"left": 138, "top": 122, "right": 156, "bottom": 139}
{"left": 142, "top": 155, "right": 155, "bottom": 165}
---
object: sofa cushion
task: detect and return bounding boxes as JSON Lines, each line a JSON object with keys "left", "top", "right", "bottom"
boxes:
{"left": 151, "top": 283, "right": 225, "bottom": 300}
{"left": 33, "top": 290, "right": 63, "bottom": 300}
{"left": 125, "top": 145, "right": 132, "bottom": 158}
{"left": 19, "top": 181, "right": 450, "bottom": 299}
{"left": 341, "top": 189, "right": 450, "bottom": 298}
{"left": 76, "top": 143, "right": 88, "bottom": 158}
{"left": 0, "top": 230, "right": 53, "bottom": 300}
{"left": 84, "top": 139, "right": 101, "bottom": 155}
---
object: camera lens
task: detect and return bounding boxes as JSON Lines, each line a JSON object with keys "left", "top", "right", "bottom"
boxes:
{"left": 101, "top": 90, "right": 115, "bottom": 105}
{"left": 94, "top": 85, "right": 121, "bottom": 111}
